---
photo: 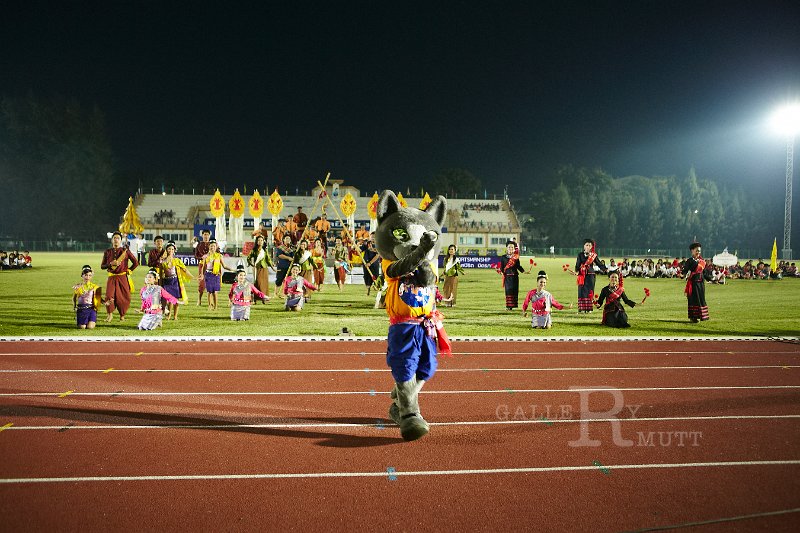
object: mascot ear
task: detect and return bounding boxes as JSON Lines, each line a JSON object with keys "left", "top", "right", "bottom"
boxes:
{"left": 377, "top": 190, "right": 401, "bottom": 223}
{"left": 425, "top": 195, "right": 447, "bottom": 227}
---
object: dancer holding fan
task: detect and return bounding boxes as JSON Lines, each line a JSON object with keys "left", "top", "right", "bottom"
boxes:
{"left": 683, "top": 242, "right": 710, "bottom": 322}
{"left": 570, "top": 238, "right": 606, "bottom": 313}
{"left": 596, "top": 271, "right": 645, "bottom": 328}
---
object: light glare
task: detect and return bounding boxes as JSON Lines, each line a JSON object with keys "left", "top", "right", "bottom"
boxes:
{"left": 770, "top": 103, "right": 800, "bottom": 137}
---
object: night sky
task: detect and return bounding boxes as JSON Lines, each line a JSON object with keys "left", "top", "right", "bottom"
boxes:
{"left": 3, "top": 1, "right": 800, "bottom": 197}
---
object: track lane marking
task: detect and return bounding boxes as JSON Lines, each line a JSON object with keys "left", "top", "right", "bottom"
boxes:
{"left": 2, "top": 365, "right": 798, "bottom": 373}
{"left": 3, "top": 415, "right": 800, "bottom": 431}
{"left": 1, "top": 350, "right": 798, "bottom": 356}
{"left": 1, "top": 460, "right": 799, "bottom": 484}
{"left": 3, "top": 385, "right": 800, "bottom": 397}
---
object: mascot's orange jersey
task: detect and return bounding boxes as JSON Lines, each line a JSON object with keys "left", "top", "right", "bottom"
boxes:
{"left": 382, "top": 259, "right": 437, "bottom": 320}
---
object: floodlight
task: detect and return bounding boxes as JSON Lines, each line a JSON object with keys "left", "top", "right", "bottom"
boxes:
{"left": 770, "top": 103, "right": 800, "bottom": 137}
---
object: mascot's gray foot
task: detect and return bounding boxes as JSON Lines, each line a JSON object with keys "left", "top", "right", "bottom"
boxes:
{"left": 388, "top": 402, "right": 401, "bottom": 425}
{"left": 399, "top": 413, "right": 429, "bottom": 441}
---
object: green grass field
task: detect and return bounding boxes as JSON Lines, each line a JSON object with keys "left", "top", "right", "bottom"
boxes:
{"left": 1, "top": 253, "right": 798, "bottom": 338}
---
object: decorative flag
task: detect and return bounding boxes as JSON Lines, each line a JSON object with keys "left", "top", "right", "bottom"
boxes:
{"left": 210, "top": 190, "right": 225, "bottom": 218}
{"left": 367, "top": 193, "right": 379, "bottom": 233}
{"left": 770, "top": 238, "right": 778, "bottom": 272}
{"left": 249, "top": 190, "right": 264, "bottom": 232}
{"left": 118, "top": 197, "right": 144, "bottom": 235}
{"left": 340, "top": 192, "right": 357, "bottom": 235}
{"left": 396, "top": 192, "right": 408, "bottom": 208}
{"left": 229, "top": 189, "right": 245, "bottom": 249}
{"left": 210, "top": 189, "right": 226, "bottom": 247}
{"left": 419, "top": 193, "right": 432, "bottom": 210}
{"left": 267, "top": 189, "right": 283, "bottom": 232}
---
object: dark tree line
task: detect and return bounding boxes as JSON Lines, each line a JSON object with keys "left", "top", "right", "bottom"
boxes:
{"left": 522, "top": 166, "right": 777, "bottom": 251}
{"left": 0, "top": 94, "right": 117, "bottom": 240}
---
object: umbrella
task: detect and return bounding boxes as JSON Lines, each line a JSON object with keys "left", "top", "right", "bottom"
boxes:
{"left": 712, "top": 248, "right": 738, "bottom": 267}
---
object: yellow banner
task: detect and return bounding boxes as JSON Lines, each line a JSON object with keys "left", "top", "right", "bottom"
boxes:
{"left": 367, "top": 193, "right": 379, "bottom": 219}
{"left": 268, "top": 189, "right": 284, "bottom": 216}
{"left": 248, "top": 190, "right": 264, "bottom": 217}
{"left": 419, "top": 193, "right": 432, "bottom": 210}
{"left": 340, "top": 192, "right": 357, "bottom": 217}
{"left": 229, "top": 189, "right": 245, "bottom": 218}
{"left": 210, "top": 190, "right": 225, "bottom": 218}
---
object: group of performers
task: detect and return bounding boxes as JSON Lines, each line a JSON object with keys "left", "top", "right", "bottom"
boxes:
{"left": 75, "top": 230, "right": 710, "bottom": 331}
{"left": 499, "top": 238, "right": 709, "bottom": 329}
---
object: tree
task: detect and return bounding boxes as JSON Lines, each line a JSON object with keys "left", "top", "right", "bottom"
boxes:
{"left": 0, "top": 94, "right": 116, "bottom": 240}
{"left": 427, "top": 168, "right": 482, "bottom": 198}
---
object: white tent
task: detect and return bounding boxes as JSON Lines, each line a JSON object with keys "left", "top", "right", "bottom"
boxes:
{"left": 712, "top": 248, "right": 738, "bottom": 267}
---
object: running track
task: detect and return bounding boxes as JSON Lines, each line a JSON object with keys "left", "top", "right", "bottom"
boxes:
{"left": 0, "top": 338, "right": 799, "bottom": 532}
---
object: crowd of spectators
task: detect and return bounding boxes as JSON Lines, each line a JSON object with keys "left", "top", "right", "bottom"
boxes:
{"left": 592, "top": 256, "right": 800, "bottom": 284}
{"left": 153, "top": 210, "right": 175, "bottom": 224}
{"left": 727, "top": 260, "right": 799, "bottom": 280}
{"left": 461, "top": 202, "right": 500, "bottom": 212}
{"left": 0, "top": 250, "right": 32, "bottom": 270}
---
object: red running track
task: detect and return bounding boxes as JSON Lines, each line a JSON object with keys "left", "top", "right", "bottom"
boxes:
{"left": 0, "top": 339, "right": 799, "bottom": 531}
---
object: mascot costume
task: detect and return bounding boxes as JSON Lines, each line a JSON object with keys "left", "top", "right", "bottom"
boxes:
{"left": 375, "top": 190, "right": 451, "bottom": 441}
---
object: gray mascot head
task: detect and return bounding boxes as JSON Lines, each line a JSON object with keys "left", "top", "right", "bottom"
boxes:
{"left": 374, "top": 190, "right": 447, "bottom": 287}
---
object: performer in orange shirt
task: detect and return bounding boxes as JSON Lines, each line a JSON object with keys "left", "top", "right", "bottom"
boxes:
{"left": 284, "top": 215, "right": 298, "bottom": 244}
{"left": 314, "top": 214, "right": 331, "bottom": 248}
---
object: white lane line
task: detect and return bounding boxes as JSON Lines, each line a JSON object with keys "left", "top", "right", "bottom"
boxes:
{"left": 1, "top": 350, "right": 798, "bottom": 356}
{"left": 0, "top": 365, "right": 797, "bottom": 373}
{"left": 2, "top": 336, "right": 793, "bottom": 342}
{"left": 3, "top": 415, "right": 800, "bottom": 431}
{"left": 1, "top": 460, "right": 799, "bottom": 484}
{"left": 622, "top": 507, "right": 800, "bottom": 532}
{"left": 2, "top": 385, "right": 799, "bottom": 397}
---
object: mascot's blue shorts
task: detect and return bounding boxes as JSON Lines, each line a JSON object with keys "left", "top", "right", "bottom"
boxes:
{"left": 386, "top": 322, "right": 437, "bottom": 383}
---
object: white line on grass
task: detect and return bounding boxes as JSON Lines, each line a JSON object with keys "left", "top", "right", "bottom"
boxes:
{"left": 1, "top": 385, "right": 799, "bottom": 397}
{"left": 1, "top": 460, "right": 798, "bottom": 484}
{"left": 3, "top": 414, "right": 800, "bottom": 431}
{"left": 1, "top": 365, "right": 797, "bottom": 373}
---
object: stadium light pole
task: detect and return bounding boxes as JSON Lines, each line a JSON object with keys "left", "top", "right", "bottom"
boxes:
{"left": 771, "top": 103, "right": 800, "bottom": 260}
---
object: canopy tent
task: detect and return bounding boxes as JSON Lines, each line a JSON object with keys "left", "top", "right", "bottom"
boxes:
{"left": 712, "top": 248, "right": 738, "bottom": 267}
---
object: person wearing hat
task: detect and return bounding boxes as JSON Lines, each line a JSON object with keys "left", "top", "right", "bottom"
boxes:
{"left": 100, "top": 231, "right": 139, "bottom": 322}
{"left": 72, "top": 265, "right": 102, "bottom": 329}
{"left": 498, "top": 240, "right": 526, "bottom": 310}
{"left": 682, "top": 242, "right": 710, "bottom": 322}
{"left": 157, "top": 241, "right": 194, "bottom": 320}
{"left": 194, "top": 229, "right": 212, "bottom": 305}
{"left": 522, "top": 271, "right": 568, "bottom": 329}
{"left": 573, "top": 238, "right": 606, "bottom": 313}
{"left": 136, "top": 269, "right": 179, "bottom": 330}
{"left": 228, "top": 266, "right": 269, "bottom": 320}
